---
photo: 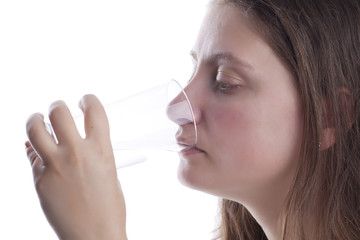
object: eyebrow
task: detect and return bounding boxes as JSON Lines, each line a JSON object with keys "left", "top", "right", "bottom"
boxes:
{"left": 190, "top": 51, "right": 254, "bottom": 70}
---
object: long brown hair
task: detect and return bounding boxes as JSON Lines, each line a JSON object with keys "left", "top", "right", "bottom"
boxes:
{"left": 214, "top": 0, "right": 360, "bottom": 239}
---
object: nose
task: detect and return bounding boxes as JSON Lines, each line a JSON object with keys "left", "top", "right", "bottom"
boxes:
{"left": 166, "top": 81, "right": 201, "bottom": 126}
{"left": 182, "top": 82, "right": 202, "bottom": 124}
{"left": 166, "top": 80, "right": 201, "bottom": 146}
{"left": 166, "top": 93, "right": 194, "bottom": 126}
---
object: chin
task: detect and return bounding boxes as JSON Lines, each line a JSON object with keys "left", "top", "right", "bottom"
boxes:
{"left": 176, "top": 160, "right": 210, "bottom": 192}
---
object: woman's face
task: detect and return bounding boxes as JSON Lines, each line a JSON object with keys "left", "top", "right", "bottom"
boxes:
{"left": 177, "top": 3, "right": 303, "bottom": 202}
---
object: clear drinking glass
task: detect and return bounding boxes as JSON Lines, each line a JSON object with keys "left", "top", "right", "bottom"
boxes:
{"left": 46, "top": 80, "right": 197, "bottom": 168}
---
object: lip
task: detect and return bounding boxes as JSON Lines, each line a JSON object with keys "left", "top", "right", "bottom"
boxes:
{"left": 179, "top": 145, "right": 205, "bottom": 156}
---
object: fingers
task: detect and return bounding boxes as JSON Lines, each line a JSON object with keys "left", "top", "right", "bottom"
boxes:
{"left": 48, "top": 100, "right": 82, "bottom": 145}
{"left": 26, "top": 95, "right": 110, "bottom": 167}
{"left": 25, "top": 141, "right": 38, "bottom": 166}
{"left": 26, "top": 113, "right": 57, "bottom": 164}
{"left": 79, "top": 94, "right": 111, "bottom": 142}
{"left": 25, "top": 141, "right": 45, "bottom": 177}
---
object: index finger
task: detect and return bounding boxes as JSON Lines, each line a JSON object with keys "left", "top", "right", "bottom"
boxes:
{"left": 79, "top": 94, "right": 111, "bottom": 143}
{"left": 26, "top": 113, "right": 57, "bottom": 165}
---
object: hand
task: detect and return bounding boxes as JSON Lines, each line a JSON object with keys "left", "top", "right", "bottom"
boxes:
{"left": 25, "top": 94, "right": 127, "bottom": 240}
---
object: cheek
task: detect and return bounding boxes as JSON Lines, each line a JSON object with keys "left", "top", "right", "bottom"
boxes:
{"left": 204, "top": 106, "right": 267, "bottom": 190}
{"left": 209, "top": 105, "right": 258, "bottom": 161}
{"left": 208, "top": 100, "right": 302, "bottom": 178}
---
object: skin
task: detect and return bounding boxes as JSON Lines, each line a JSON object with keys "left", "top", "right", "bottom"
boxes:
{"left": 25, "top": 95, "right": 127, "bottom": 240}
{"left": 25, "top": 3, "right": 303, "bottom": 240}
{"left": 176, "top": 3, "right": 303, "bottom": 239}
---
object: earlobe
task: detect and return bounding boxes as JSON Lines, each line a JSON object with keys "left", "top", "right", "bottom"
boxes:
{"left": 320, "top": 127, "right": 336, "bottom": 151}
{"left": 319, "top": 87, "right": 355, "bottom": 151}
{"left": 319, "top": 97, "right": 335, "bottom": 150}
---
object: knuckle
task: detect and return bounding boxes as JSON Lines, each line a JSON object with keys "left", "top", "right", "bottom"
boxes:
{"left": 28, "top": 150, "right": 38, "bottom": 165}
{"left": 26, "top": 113, "right": 43, "bottom": 132}
{"left": 34, "top": 175, "right": 47, "bottom": 193}
{"left": 59, "top": 144, "right": 85, "bottom": 166}
{"left": 48, "top": 100, "right": 68, "bottom": 118}
{"left": 83, "top": 93, "right": 96, "bottom": 100}
{"left": 33, "top": 168, "right": 56, "bottom": 194}
{"left": 26, "top": 122, "right": 42, "bottom": 141}
{"left": 81, "top": 94, "right": 102, "bottom": 112}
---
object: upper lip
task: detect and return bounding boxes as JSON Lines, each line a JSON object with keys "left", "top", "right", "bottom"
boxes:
{"left": 177, "top": 141, "right": 204, "bottom": 152}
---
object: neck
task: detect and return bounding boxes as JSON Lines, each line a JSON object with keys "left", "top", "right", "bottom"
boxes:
{"left": 231, "top": 177, "right": 292, "bottom": 240}
{"left": 245, "top": 197, "right": 285, "bottom": 240}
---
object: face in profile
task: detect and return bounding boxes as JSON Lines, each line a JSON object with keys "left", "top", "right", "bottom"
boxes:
{"left": 176, "top": 3, "right": 303, "bottom": 203}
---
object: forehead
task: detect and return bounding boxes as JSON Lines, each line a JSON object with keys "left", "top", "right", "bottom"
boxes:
{"left": 192, "top": 3, "right": 272, "bottom": 67}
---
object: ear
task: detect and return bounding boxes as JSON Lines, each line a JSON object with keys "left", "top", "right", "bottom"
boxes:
{"left": 319, "top": 98, "right": 335, "bottom": 151}
{"left": 319, "top": 87, "right": 355, "bottom": 151}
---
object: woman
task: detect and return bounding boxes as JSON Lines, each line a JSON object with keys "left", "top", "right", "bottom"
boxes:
{"left": 25, "top": 0, "right": 360, "bottom": 239}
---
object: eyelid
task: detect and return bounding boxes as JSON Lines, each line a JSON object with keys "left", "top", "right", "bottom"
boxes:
{"left": 217, "top": 70, "right": 243, "bottom": 82}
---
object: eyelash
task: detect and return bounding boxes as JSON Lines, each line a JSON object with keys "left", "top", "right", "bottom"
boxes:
{"left": 213, "top": 81, "right": 239, "bottom": 92}
{"left": 213, "top": 70, "right": 242, "bottom": 94}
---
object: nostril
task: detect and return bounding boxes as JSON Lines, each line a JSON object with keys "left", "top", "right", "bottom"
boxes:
{"left": 175, "top": 118, "right": 193, "bottom": 125}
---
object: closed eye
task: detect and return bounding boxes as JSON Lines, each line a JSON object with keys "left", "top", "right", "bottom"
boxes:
{"left": 214, "top": 70, "right": 244, "bottom": 94}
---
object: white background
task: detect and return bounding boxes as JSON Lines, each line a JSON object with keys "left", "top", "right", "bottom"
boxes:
{"left": 0, "top": 1, "right": 219, "bottom": 239}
